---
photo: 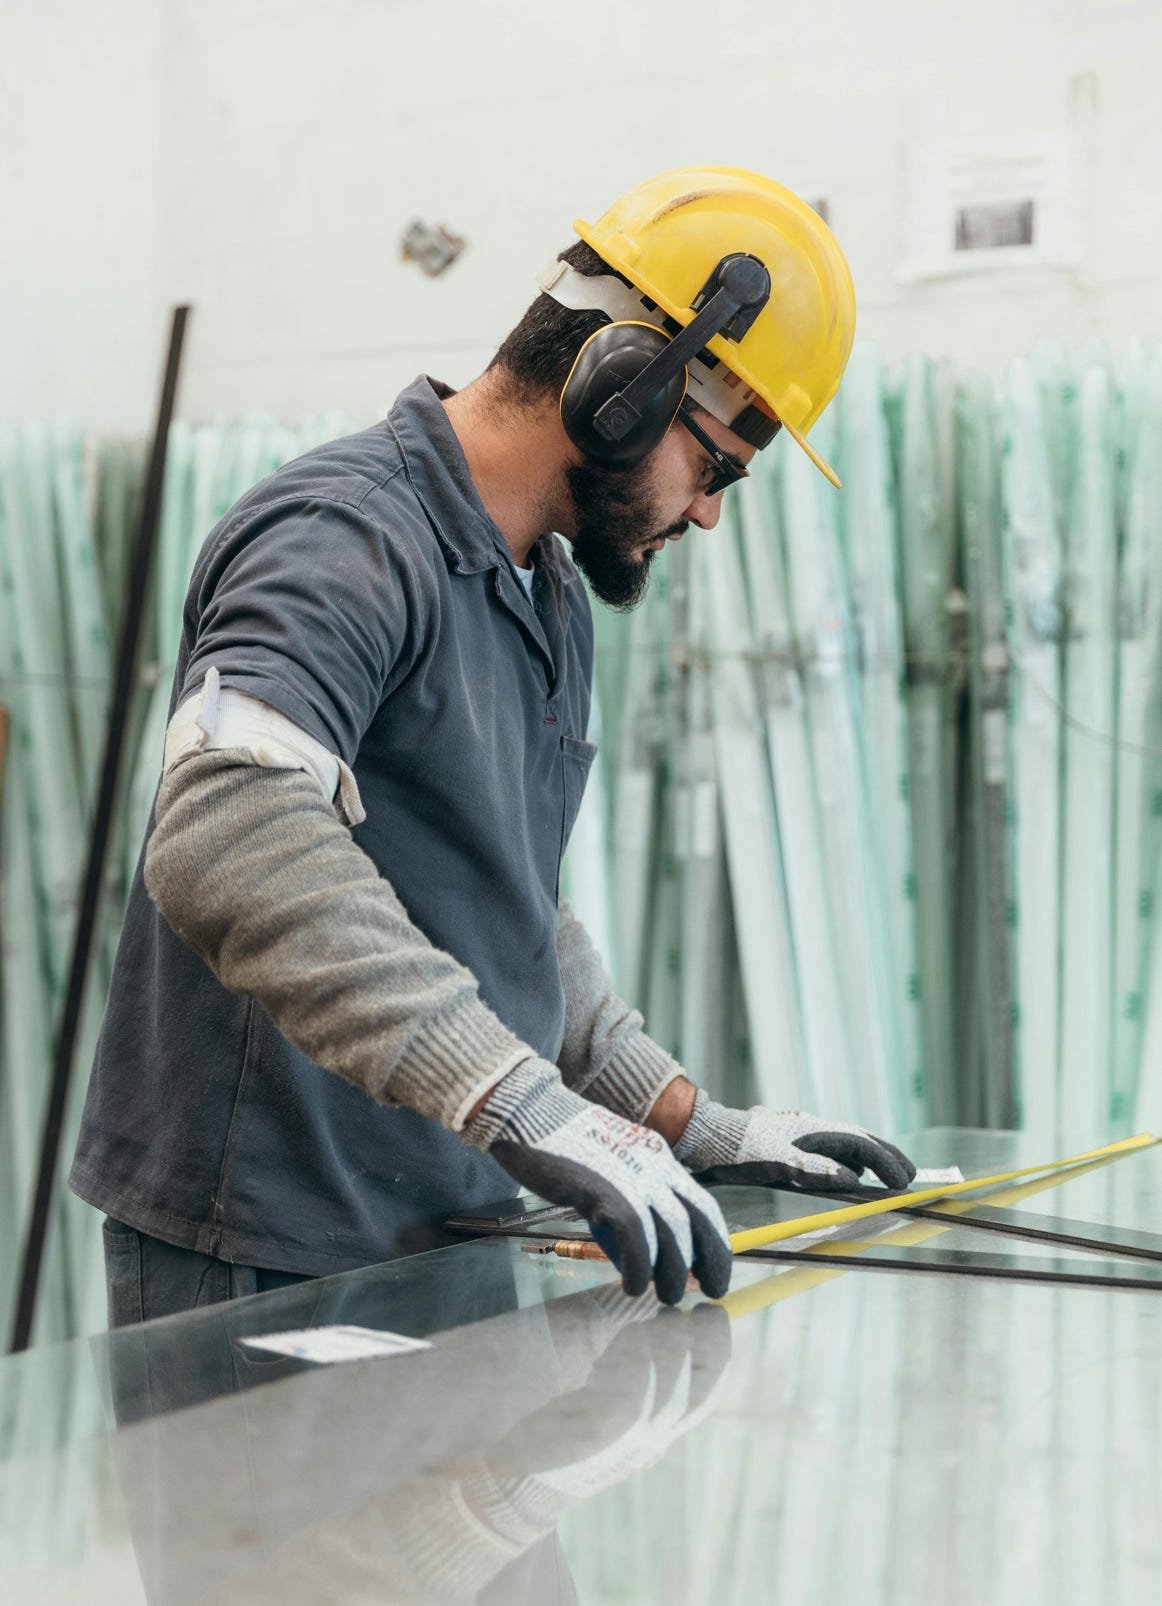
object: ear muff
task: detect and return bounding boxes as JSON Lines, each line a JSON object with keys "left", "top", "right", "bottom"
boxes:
{"left": 559, "top": 321, "right": 687, "bottom": 467}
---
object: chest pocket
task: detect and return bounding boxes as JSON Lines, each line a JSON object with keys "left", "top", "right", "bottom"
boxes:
{"left": 560, "top": 735, "right": 598, "bottom": 857}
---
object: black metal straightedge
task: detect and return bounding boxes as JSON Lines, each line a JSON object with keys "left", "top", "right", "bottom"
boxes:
{"left": 741, "top": 1244, "right": 1162, "bottom": 1293}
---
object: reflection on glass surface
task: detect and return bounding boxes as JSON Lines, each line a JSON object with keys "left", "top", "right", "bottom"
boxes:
{"left": 13, "top": 1266, "right": 731, "bottom": 1605}
{"left": 2, "top": 1131, "right": 1161, "bottom": 1604}
{"left": 561, "top": 1255, "right": 1162, "bottom": 1604}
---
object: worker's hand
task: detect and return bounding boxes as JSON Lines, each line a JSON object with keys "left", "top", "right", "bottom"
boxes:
{"left": 462, "top": 1060, "right": 733, "bottom": 1304}
{"left": 674, "top": 1088, "right": 917, "bottom": 1192}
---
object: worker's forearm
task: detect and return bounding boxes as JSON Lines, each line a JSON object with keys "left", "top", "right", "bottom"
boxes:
{"left": 643, "top": 1075, "right": 697, "bottom": 1146}
{"left": 554, "top": 899, "right": 686, "bottom": 1123}
{"left": 143, "top": 748, "right": 532, "bottom": 1130}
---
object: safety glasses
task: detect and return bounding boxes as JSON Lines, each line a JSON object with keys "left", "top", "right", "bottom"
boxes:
{"left": 676, "top": 404, "right": 750, "bottom": 496}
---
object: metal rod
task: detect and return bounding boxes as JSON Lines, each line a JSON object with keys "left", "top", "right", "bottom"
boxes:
{"left": 517, "top": 1235, "right": 1162, "bottom": 1293}
{"left": 9, "top": 306, "right": 191, "bottom": 1355}
{"left": 742, "top": 1245, "right": 1162, "bottom": 1293}
{"left": 846, "top": 1201, "right": 1162, "bottom": 1265}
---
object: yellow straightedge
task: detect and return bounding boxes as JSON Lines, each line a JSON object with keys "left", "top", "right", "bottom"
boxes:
{"left": 163, "top": 665, "right": 366, "bottom": 826}
{"left": 727, "top": 1132, "right": 1157, "bottom": 1255}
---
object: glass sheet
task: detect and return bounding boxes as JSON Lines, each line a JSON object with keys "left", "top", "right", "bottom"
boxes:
{"left": 3, "top": 1132, "right": 1161, "bottom": 1604}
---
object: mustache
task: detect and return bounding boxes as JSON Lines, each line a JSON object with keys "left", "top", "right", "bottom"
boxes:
{"left": 646, "top": 521, "right": 689, "bottom": 545}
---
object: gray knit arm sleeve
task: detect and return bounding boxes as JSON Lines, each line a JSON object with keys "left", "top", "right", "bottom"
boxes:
{"left": 143, "top": 748, "right": 536, "bottom": 1130}
{"left": 554, "top": 898, "right": 685, "bottom": 1123}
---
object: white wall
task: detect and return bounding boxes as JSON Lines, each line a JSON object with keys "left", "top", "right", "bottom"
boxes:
{"left": 0, "top": 0, "right": 162, "bottom": 430}
{"left": 6, "top": 0, "right": 1162, "bottom": 427}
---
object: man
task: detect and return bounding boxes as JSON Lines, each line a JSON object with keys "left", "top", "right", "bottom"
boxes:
{"left": 71, "top": 166, "right": 916, "bottom": 1322}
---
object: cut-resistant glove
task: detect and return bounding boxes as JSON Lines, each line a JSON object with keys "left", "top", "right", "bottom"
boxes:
{"left": 462, "top": 1060, "right": 733, "bottom": 1304}
{"left": 673, "top": 1088, "right": 917, "bottom": 1192}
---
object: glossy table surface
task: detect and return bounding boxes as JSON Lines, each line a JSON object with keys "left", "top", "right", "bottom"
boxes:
{"left": 2, "top": 1128, "right": 1160, "bottom": 1605}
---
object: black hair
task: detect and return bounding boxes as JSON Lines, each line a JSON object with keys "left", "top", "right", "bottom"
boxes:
{"left": 488, "top": 239, "right": 611, "bottom": 398}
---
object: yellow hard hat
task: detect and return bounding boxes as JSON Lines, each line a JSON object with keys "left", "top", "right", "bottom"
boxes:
{"left": 572, "top": 166, "right": 856, "bottom": 487}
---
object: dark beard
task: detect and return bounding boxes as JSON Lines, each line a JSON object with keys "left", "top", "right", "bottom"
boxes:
{"left": 565, "top": 459, "right": 669, "bottom": 610}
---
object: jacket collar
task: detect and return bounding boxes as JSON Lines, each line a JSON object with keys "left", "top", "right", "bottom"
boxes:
{"left": 387, "top": 375, "right": 577, "bottom": 688}
{"left": 386, "top": 376, "right": 521, "bottom": 574}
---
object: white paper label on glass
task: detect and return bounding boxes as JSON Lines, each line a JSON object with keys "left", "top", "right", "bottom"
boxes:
{"left": 241, "top": 1325, "right": 432, "bottom": 1364}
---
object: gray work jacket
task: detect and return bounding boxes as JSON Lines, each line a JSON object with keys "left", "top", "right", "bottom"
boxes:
{"left": 70, "top": 376, "right": 597, "bottom": 1274}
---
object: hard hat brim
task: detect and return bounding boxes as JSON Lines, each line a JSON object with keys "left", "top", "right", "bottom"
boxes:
{"left": 779, "top": 416, "right": 842, "bottom": 489}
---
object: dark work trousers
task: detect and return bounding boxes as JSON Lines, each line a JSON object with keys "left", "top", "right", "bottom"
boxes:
{"left": 103, "top": 1215, "right": 313, "bottom": 1331}
{"left": 100, "top": 1215, "right": 522, "bottom": 1424}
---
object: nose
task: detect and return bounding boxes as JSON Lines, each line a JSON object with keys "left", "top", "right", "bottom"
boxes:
{"left": 685, "top": 491, "right": 723, "bottom": 531}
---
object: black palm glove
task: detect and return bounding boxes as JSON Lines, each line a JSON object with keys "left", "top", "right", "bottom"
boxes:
{"left": 463, "top": 1061, "right": 733, "bottom": 1303}
{"left": 674, "top": 1089, "right": 917, "bottom": 1191}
